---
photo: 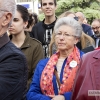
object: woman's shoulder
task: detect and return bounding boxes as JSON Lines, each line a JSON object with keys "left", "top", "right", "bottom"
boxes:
{"left": 25, "top": 31, "right": 42, "bottom": 45}
{"left": 78, "top": 49, "right": 85, "bottom": 57}
{"left": 38, "top": 58, "right": 49, "bottom": 64}
{"left": 30, "top": 37, "right": 42, "bottom": 45}
{"left": 36, "top": 58, "right": 49, "bottom": 70}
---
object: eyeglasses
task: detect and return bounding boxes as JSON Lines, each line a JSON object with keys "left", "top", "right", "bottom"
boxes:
{"left": 55, "top": 33, "right": 76, "bottom": 38}
{"left": 92, "top": 26, "right": 100, "bottom": 30}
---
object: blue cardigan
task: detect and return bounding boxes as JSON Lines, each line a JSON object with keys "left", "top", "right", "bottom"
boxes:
{"left": 27, "top": 50, "right": 84, "bottom": 100}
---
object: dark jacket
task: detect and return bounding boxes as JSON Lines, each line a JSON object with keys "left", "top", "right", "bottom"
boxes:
{"left": 92, "top": 35, "right": 100, "bottom": 48}
{"left": 0, "top": 33, "right": 27, "bottom": 100}
{"left": 20, "top": 32, "right": 44, "bottom": 89}
{"left": 30, "top": 19, "right": 57, "bottom": 45}
{"left": 82, "top": 24, "right": 93, "bottom": 36}
{"left": 71, "top": 49, "right": 100, "bottom": 100}
{"left": 30, "top": 19, "right": 57, "bottom": 57}
{"left": 82, "top": 45, "right": 94, "bottom": 53}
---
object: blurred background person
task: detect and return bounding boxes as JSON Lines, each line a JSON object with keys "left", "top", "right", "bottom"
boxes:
{"left": 75, "top": 12, "right": 93, "bottom": 37}
{"left": 31, "top": 0, "right": 57, "bottom": 58}
{"left": 27, "top": 17, "right": 84, "bottom": 100}
{"left": 25, "top": 12, "right": 39, "bottom": 37}
{"left": 91, "top": 19, "right": 100, "bottom": 48}
{"left": 8, "top": 5, "right": 44, "bottom": 90}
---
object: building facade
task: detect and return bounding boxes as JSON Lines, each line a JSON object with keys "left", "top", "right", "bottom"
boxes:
{"left": 16, "top": 0, "right": 39, "bottom": 14}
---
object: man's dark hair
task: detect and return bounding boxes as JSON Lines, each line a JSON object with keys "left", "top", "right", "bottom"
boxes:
{"left": 40, "top": 0, "right": 57, "bottom": 7}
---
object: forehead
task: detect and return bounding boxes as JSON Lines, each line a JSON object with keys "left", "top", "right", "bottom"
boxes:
{"left": 58, "top": 25, "right": 74, "bottom": 33}
{"left": 41, "top": 0, "right": 54, "bottom": 4}
{"left": 0, "top": 2, "right": 2, "bottom": 8}
{"left": 14, "top": 10, "right": 21, "bottom": 18}
{"left": 75, "top": 12, "right": 83, "bottom": 18}
{"left": 67, "top": 14, "right": 75, "bottom": 18}
{"left": 92, "top": 21, "right": 100, "bottom": 26}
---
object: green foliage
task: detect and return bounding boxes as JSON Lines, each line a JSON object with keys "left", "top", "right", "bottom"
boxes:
{"left": 38, "top": 0, "right": 100, "bottom": 23}
{"left": 56, "top": 0, "right": 100, "bottom": 23}
{"left": 38, "top": 13, "right": 45, "bottom": 21}
{"left": 90, "top": 1, "right": 100, "bottom": 10}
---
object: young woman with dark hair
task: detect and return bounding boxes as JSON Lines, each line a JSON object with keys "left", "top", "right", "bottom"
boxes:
{"left": 8, "top": 5, "right": 44, "bottom": 90}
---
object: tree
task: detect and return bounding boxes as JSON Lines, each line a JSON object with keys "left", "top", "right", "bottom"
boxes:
{"left": 39, "top": 0, "right": 100, "bottom": 23}
{"left": 56, "top": 0, "right": 100, "bottom": 23}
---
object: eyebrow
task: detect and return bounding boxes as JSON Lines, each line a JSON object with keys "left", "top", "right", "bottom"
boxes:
{"left": 42, "top": 2, "right": 54, "bottom": 5}
{"left": 57, "top": 31, "right": 69, "bottom": 34}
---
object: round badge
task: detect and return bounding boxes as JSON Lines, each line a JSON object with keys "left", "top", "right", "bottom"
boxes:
{"left": 69, "top": 60, "right": 77, "bottom": 68}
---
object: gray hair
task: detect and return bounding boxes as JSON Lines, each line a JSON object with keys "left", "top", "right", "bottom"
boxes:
{"left": 0, "top": 0, "right": 16, "bottom": 26}
{"left": 54, "top": 17, "right": 82, "bottom": 38}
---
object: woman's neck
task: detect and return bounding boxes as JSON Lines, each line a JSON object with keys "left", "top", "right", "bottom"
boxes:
{"left": 11, "top": 31, "right": 26, "bottom": 48}
{"left": 59, "top": 47, "right": 74, "bottom": 59}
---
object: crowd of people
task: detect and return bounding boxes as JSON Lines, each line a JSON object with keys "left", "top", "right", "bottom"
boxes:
{"left": 0, "top": 0, "right": 100, "bottom": 100}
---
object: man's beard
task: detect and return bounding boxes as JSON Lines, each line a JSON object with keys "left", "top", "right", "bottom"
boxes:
{"left": 95, "top": 32, "right": 100, "bottom": 38}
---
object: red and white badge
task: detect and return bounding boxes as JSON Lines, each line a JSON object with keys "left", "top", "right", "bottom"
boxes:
{"left": 69, "top": 60, "right": 77, "bottom": 68}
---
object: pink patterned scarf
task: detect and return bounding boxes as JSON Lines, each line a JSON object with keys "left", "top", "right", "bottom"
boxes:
{"left": 40, "top": 46, "right": 80, "bottom": 95}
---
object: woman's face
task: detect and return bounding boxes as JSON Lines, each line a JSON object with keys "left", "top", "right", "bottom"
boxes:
{"left": 8, "top": 10, "right": 27, "bottom": 35}
{"left": 55, "top": 25, "right": 79, "bottom": 51}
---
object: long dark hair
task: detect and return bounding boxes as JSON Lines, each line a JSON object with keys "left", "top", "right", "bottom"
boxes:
{"left": 17, "top": 5, "right": 34, "bottom": 28}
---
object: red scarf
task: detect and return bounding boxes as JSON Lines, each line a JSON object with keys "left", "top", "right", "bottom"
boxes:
{"left": 95, "top": 47, "right": 100, "bottom": 50}
{"left": 40, "top": 46, "right": 80, "bottom": 95}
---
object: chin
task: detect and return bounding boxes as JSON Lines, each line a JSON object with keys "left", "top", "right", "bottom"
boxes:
{"left": 58, "top": 48, "right": 66, "bottom": 51}
{"left": 45, "top": 14, "right": 53, "bottom": 17}
{"left": 10, "top": 32, "right": 16, "bottom": 35}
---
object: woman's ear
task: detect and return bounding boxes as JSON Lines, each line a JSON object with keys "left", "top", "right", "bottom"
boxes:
{"left": 24, "top": 21, "right": 28, "bottom": 28}
{"left": 75, "top": 37, "right": 80, "bottom": 44}
{"left": 2, "top": 12, "right": 12, "bottom": 26}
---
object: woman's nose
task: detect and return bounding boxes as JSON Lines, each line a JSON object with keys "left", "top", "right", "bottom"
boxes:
{"left": 59, "top": 34, "right": 65, "bottom": 40}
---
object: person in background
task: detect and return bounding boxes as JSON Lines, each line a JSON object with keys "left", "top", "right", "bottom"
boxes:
{"left": 8, "top": 5, "right": 44, "bottom": 90}
{"left": 91, "top": 19, "right": 100, "bottom": 48}
{"left": 75, "top": 12, "right": 94, "bottom": 37}
{"left": 25, "top": 12, "right": 39, "bottom": 37}
{"left": 27, "top": 17, "right": 84, "bottom": 100}
{"left": 31, "top": 0, "right": 57, "bottom": 58}
{"left": 0, "top": 0, "right": 28, "bottom": 100}
{"left": 71, "top": 48, "right": 100, "bottom": 100}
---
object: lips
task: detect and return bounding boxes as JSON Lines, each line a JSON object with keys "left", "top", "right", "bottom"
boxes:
{"left": 58, "top": 43, "right": 65, "bottom": 45}
{"left": 8, "top": 28, "right": 14, "bottom": 31}
{"left": 46, "top": 10, "right": 51, "bottom": 13}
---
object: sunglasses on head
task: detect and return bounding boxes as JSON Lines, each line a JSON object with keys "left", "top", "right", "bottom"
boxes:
{"left": 74, "top": 17, "right": 78, "bottom": 21}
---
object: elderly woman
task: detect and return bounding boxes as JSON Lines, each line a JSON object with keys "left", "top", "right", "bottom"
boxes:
{"left": 58, "top": 11, "right": 95, "bottom": 52}
{"left": 27, "top": 17, "right": 84, "bottom": 100}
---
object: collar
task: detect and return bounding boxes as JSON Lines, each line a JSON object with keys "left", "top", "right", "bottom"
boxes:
{"left": 42, "top": 17, "right": 57, "bottom": 29}
{"left": 21, "top": 31, "right": 31, "bottom": 49}
{"left": 93, "top": 49, "right": 100, "bottom": 59}
{"left": 0, "top": 33, "right": 10, "bottom": 48}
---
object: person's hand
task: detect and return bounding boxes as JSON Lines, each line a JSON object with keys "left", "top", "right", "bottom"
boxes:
{"left": 51, "top": 95, "right": 65, "bottom": 100}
